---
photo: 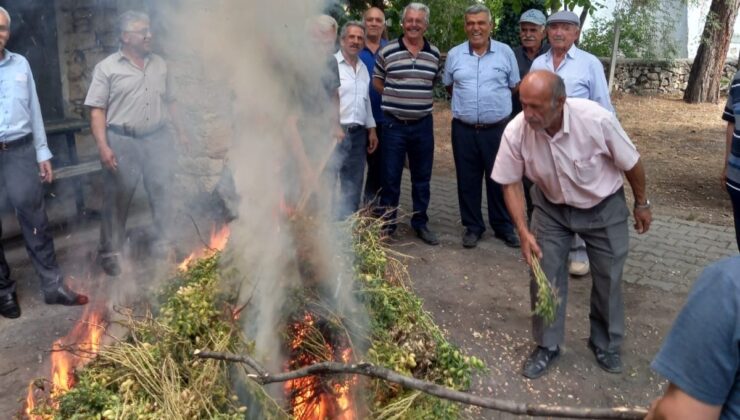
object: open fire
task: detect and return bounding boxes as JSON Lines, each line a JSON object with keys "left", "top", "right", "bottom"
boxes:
{"left": 25, "top": 224, "right": 231, "bottom": 418}
{"left": 25, "top": 301, "right": 107, "bottom": 418}
{"left": 284, "top": 311, "right": 357, "bottom": 420}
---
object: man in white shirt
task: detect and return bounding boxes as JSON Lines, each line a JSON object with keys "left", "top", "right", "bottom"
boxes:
{"left": 333, "top": 21, "right": 379, "bottom": 219}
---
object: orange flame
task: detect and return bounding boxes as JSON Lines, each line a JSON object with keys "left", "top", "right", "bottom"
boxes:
{"left": 26, "top": 303, "right": 107, "bottom": 418}
{"left": 178, "top": 224, "right": 231, "bottom": 271}
{"left": 284, "top": 313, "right": 356, "bottom": 420}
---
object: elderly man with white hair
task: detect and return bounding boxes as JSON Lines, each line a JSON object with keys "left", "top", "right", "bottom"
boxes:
{"left": 0, "top": 6, "right": 88, "bottom": 318}
{"left": 373, "top": 2, "right": 442, "bottom": 245}
{"left": 85, "top": 11, "right": 186, "bottom": 277}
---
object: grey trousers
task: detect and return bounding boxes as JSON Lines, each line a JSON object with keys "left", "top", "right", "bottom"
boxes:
{"left": 99, "top": 128, "right": 175, "bottom": 257}
{"left": 0, "top": 136, "right": 62, "bottom": 296}
{"left": 529, "top": 186, "right": 630, "bottom": 352}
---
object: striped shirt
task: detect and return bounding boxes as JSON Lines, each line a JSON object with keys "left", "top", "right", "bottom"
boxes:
{"left": 722, "top": 70, "right": 740, "bottom": 186}
{"left": 374, "top": 36, "right": 441, "bottom": 120}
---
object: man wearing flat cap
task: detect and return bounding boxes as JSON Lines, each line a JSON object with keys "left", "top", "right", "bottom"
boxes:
{"left": 530, "top": 10, "right": 614, "bottom": 277}
{"left": 512, "top": 9, "right": 549, "bottom": 117}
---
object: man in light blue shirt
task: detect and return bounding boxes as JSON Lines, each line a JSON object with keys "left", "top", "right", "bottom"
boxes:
{"left": 530, "top": 10, "right": 614, "bottom": 275}
{"left": 0, "top": 6, "right": 88, "bottom": 319}
{"left": 530, "top": 11, "right": 613, "bottom": 113}
{"left": 443, "top": 4, "right": 520, "bottom": 249}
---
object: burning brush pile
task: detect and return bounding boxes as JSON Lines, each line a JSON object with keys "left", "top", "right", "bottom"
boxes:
{"left": 24, "top": 215, "right": 483, "bottom": 419}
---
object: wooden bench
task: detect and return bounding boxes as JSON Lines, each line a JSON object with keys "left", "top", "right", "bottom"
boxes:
{"left": 44, "top": 119, "right": 100, "bottom": 217}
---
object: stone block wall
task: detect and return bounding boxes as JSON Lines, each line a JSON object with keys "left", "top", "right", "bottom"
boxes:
{"left": 599, "top": 58, "right": 738, "bottom": 95}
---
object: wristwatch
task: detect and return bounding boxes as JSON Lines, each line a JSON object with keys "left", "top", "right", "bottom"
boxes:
{"left": 634, "top": 199, "right": 651, "bottom": 210}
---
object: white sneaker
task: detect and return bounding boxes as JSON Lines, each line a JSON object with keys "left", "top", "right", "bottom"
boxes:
{"left": 569, "top": 260, "right": 590, "bottom": 276}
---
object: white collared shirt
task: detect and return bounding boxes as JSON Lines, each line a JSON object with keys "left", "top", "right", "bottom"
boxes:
{"left": 334, "top": 50, "right": 376, "bottom": 128}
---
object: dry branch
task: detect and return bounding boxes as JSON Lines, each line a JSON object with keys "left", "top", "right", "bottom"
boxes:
{"left": 194, "top": 350, "right": 648, "bottom": 419}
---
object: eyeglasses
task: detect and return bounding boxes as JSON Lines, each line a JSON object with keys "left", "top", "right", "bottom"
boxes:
{"left": 125, "top": 28, "right": 151, "bottom": 37}
{"left": 0, "top": 25, "right": 9, "bottom": 33}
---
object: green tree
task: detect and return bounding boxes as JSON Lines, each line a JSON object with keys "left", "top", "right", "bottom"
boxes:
{"left": 579, "top": 5, "right": 678, "bottom": 58}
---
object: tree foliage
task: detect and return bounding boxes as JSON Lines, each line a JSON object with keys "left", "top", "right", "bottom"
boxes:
{"left": 579, "top": 5, "right": 678, "bottom": 58}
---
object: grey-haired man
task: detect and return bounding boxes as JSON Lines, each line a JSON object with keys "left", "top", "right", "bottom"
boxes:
{"left": 86, "top": 11, "right": 186, "bottom": 276}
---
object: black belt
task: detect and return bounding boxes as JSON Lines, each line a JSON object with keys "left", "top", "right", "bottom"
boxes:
{"left": 0, "top": 134, "right": 32, "bottom": 151}
{"left": 342, "top": 124, "right": 365, "bottom": 133}
{"left": 453, "top": 118, "right": 508, "bottom": 130}
{"left": 107, "top": 124, "right": 164, "bottom": 139}
{"left": 384, "top": 112, "right": 428, "bottom": 125}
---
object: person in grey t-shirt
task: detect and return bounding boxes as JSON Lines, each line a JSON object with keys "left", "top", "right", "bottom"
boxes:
{"left": 647, "top": 256, "right": 740, "bottom": 420}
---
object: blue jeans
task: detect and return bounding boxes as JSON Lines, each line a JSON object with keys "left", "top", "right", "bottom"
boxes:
{"left": 728, "top": 180, "right": 740, "bottom": 252}
{"left": 380, "top": 113, "right": 434, "bottom": 231}
{"left": 451, "top": 119, "right": 514, "bottom": 236}
{"left": 331, "top": 126, "right": 367, "bottom": 219}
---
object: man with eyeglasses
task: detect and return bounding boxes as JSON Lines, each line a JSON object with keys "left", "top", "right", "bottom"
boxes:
{"left": 85, "top": 11, "right": 186, "bottom": 276}
{"left": 0, "top": 6, "right": 88, "bottom": 318}
{"left": 373, "top": 2, "right": 442, "bottom": 245}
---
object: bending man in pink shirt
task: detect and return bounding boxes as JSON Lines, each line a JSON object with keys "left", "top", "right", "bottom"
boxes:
{"left": 492, "top": 70, "right": 652, "bottom": 379}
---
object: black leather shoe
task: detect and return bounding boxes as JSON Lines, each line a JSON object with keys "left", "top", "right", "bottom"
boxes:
{"left": 44, "top": 285, "right": 89, "bottom": 306}
{"left": 462, "top": 230, "right": 481, "bottom": 248}
{"left": 99, "top": 255, "right": 121, "bottom": 277}
{"left": 495, "top": 231, "right": 521, "bottom": 248}
{"left": 588, "top": 340, "right": 622, "bottom": 373}
{"left": 415, "top": 226, "right": 439, "bottom": 246}
{"left": 522, "top": 346, "right": 560, "bottom": 379}
{"left": 0, "top": 292, "right": 20, "bottom": 319}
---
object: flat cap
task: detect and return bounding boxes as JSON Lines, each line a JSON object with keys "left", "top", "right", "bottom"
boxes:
{"left": 519, "top": 9, "right": 546, "bottom": 26}
{"left": 547, "top": 10, "right": 580, "bottom": 27}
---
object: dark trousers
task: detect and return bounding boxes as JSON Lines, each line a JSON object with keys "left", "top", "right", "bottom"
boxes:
{"left": 728, "top": 180, "right": 740, "bottom": 252}
{"left": 451, "top": 119, "right": 514, "bottom": 236}
{"left": 380, "top": 114, "right": 434, "bottom": 231}
{"left": 331, "top": 126, "right": 368, "bottom": 219}
{"left": 363, "top": 125, "right": 383, "bottom": 207}
{"left": 529, "top": 186, "right": 629, "bottom": 352}
{"left": 0, "top": 135, "right": 62, "bottom": 297}
{"left": 99, "top": 128, "right": 175, "bottom": 257}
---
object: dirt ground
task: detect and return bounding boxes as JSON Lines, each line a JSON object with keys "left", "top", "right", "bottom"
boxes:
{"left": 1, "top": 93, "right": 732, "bottom": 418}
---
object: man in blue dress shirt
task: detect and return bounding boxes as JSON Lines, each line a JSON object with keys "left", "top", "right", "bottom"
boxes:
{"left": 0, "top": 7, "right": 88, "bottom": 318}
{"left": 359, "top": 7, "right": 388, "bottom": 210}
{"left": 530, "top": 10, "right": 614, "bottom": 275}
{"left": 443, "top": 4, "right": 521, "bottom": 249}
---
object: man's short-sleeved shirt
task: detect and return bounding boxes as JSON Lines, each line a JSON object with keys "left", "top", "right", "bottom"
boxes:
{"left": 443, "top": 40, "right": 520, "bottom": 124}
{"left": 722, "top": 70, "right": 740, "bottom": 187}
{"left": 530, "top": 44, "right": 614, "bottom": 113}
{"left": 84, "top": 51, "right": 173, "bottom": 134}
{"left": 0, "top": 50, "right": 52, "bottom": 162}
{"left": 373, "top": 36, "right": 441, "bottom": 120}
{"left": 359, "top": 39, "right": 388, "bottom": 124}
{"left": 492, "top": 98, "right": 639, "bottom": 209}
{"left": 651, "top": 256, "right": 740, "bottom": 419}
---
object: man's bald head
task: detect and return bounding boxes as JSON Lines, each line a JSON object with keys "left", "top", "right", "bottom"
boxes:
{"left": 519, "top": 70, "right": 566, "bottom": 133}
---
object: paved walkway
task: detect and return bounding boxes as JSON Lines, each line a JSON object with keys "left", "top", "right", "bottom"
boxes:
{"left": 398, "top": 172, "right": 737, "bottom": 293}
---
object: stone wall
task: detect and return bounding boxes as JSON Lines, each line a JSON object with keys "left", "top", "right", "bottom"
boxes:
{"left": 598, "top": 58, "right": 738, "bottom": 95}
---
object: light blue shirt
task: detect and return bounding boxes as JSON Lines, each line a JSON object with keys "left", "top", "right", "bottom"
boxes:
{"left": 443, "top": 40, "right": 520, "bottom": 124}
{"left": 0, "top": 50, "right": 51, "bottom": 162}
{"left": 530, "top": 44, "right": 614, "bottom": 113}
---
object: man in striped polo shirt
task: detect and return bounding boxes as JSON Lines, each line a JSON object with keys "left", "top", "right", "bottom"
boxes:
{"left": 373, "top": 2, "right": 441, "bottom": 245}
{"left": 722, "top": 70, "right": 740, "bottom": 251}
